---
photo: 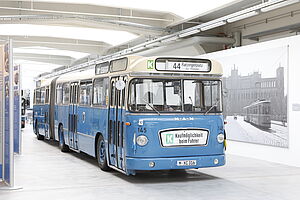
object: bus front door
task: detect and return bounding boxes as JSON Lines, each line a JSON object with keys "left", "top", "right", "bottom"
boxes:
{"left": 109, "top": 76, "right": 126, "bottom": 170}
{"left": 69, "top": 82, "right": 79, "bottom": 150}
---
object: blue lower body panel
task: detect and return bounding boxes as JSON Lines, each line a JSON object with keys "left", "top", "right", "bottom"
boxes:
{"left": 126, "top": 154, "right": 225, "bottom": 171}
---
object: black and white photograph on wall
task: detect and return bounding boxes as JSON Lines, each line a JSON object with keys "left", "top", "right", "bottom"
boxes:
{"left": 215, "top": 46, "right": 288, "bottom": 148}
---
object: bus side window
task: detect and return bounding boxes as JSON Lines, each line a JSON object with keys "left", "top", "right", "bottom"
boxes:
{"left": 45, "top": 87, "right": 49, "bottom": 104}
{"left": 121, "top": 79, "right": 126, "bottom": 107}
{"left": 80, "top": 80, "right": 92, "bottom": 106}
{"left": 36, "top": 88, "right": 41, "bottom": 104}
{"left": 86, "top": 81, "right": 92, "bottom": 106}
{"left": 62, "top": 83, "right": 70, "bottom": 105}
{"left": 104, "top": 78, "right": 108, "bottom": 106}
{"left": 111, "top": 81, "right": 115, "bottom": 107}
{"left": 75, "top": 85, "right": 79, "bottom": 104}
{"left": 56, "top": 84, "right": 63, "bottom": 104}
{"left": 93, "top": 78, "right": 108, "bottom": 107}
{"left": 41, "top": 87, "right": 46, "bottom": 104}
{"left": 80, "top": 82, "right": 86, "bottom": 105}
{"left": 33, "top": 89, "right": 36, "bottom": 104}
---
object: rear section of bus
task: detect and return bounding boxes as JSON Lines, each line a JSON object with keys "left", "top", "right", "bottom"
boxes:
{"left": 123, "top": 58, "right": 225, "bottom": 174}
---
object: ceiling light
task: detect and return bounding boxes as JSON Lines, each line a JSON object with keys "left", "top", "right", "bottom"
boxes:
{"left": 133, "top": 46, "right": 146, "bottom": 52}
{"left": 227, "top": 11, "right": 259, "bottom": 23}
{"left": 145, "top": 41, "right": 162, "bottom": 48}
{"left": 178, "top": 29, "right": 200, "bottom": 38}
{"left": 261, "top": 0, "right": 300, "bottom": 12}
{"left": 162, "top": 36, "right": 179, "bottom": 43}
{"left": 200, "top": 21, "right": 226, "bottom": 31}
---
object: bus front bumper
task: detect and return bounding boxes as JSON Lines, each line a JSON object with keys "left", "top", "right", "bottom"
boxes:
{"left": 126, "top": 154, "right": 225, "bottom": 171}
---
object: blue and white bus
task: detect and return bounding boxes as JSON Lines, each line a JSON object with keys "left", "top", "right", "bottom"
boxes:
{"left": 33, "top": 56, "right": 226, "bottom": 175}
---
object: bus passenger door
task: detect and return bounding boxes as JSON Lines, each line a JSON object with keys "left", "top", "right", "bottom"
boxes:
{"left": 109, "top": 76, "right": 126, "bottom": 170}
{"left": 69, "top": 82, "right": 79, "bottom": 149}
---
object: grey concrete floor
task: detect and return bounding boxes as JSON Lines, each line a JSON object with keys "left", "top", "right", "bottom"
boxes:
{"left": 1, "top": 124, "right": 300, "bottom": 200}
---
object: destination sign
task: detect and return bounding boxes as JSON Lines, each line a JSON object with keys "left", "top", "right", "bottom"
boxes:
{"left": 155, "top": 58, "right": 211, "bottom": 72}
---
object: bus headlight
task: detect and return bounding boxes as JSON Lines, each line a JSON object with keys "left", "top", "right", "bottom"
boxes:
{"left": 136, "top": 135, "right": 148, "bottom": 146}
{"left": 217, "top": 134, "right": 225, "bottom": 143}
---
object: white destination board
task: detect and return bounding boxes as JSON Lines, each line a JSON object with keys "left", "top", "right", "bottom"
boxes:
{"left": 160, "top": 129, "right": 209, "bottom": 147}
{"left": 156, "top": 61, "right": 210, "bottom": 72}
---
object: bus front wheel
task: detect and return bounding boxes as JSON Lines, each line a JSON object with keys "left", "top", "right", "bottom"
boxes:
{"left": 96, "top": 135, "right": 110, "bottom": 171}
{"left": 58, "top": 125, "right": 69, "bottom": 152}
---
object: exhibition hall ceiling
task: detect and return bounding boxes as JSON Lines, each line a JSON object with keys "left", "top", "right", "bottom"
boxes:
{"left": 0, "top": 0, "right": 270, "bottom": 79}
{"left": 0, "top": 0, "right": 241, "bottom": 76}
{"left": 27, "top": 0, "right": 238, "bottom": 19}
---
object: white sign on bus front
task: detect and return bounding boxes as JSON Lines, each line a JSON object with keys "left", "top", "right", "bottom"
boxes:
{"left": 160, "top": 129, "right": 208, "bottom": 147}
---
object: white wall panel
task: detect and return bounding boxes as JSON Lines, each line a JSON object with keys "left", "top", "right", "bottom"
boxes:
{"left": 202, "top": 34, "right": 300, "bottom": 167}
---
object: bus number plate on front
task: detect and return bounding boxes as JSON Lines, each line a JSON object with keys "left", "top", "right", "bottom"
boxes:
{"left": 177, "top": 160, "right": 197, "bottom": 166}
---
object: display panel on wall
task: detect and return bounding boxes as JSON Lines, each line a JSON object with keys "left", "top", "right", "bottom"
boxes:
{"left": 207, "top": 46, "right": 288, "bottom": 148}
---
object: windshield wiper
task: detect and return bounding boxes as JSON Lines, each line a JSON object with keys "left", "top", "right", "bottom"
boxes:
{"left": 142, "top": 98, "right": 161, "bottom": 115}
{"left": 205, "top": 99, "right": 220, "bottom": 115}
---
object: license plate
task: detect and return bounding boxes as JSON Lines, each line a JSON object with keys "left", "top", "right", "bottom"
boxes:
{"left": 177, "top": 160, "right": 197, "bottom": 166}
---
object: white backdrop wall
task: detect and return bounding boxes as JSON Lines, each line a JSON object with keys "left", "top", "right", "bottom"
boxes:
{"left": 21, "top": 72, "right": 35, "bottom": 109}
{"left": 0, "top": 45, "right": 3, "bottom": 169}
{"left": 203, "top": 34, "right": 300, "bottom": 167}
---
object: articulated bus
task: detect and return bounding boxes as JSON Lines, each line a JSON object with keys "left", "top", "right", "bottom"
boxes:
{"left": 33, "top": 56, "right": 226, "bottom": 175}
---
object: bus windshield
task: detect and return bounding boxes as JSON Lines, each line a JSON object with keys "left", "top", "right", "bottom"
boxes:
{"left": 128, "top": 79, "right": 222, "bottom": 113}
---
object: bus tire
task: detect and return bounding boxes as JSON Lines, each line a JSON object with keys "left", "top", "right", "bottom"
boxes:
{"left": 59, "top": 125, "right": 69, "bottom": 152}
{"left": 34, "top": 119, "right": 37, "bottom": 134}
{"left": 36, "top": 120, "right": 44, "bottom": 140}
{"left": 96, "top": 135, "right": 110, "bottom": 171}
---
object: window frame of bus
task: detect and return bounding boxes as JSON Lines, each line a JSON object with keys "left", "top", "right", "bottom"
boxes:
{"left": 45, "top": 86, "right": 50, "bottom": 104}
{"left": 35, "top": 88, "right": 41, "bottom": 104}
{"left": 70, "top": 82, "right": 77, "bottom": 104}
{"left": 109, "top": 57, "right": 128, "bottom": 72}
{"left": 95, "top": 62, "right": 109, "bottom": 75}
{"left": 40, "top": 87, "right": 46, "bottom": 104}
{"left": 33, "top": 89, "right": 36, "bottom": 105}
{"left": 62, "top": 82, "right": 70, "bottom": 105}
{"left": 127, "top": 78, "right": 223, "bottom": 113}
{"left": 56, "top": 83, "right": 63, "bottom": 105}
{"left": 155, "top": 58, "right": 212, "bottom": 72}
{"left": 79, "top": 79, "right": 93, "bottom": 107}
{"left": 36, "top": 80, "right": 41, "bottom": 88}
{"left": 92, "top": 77, "right": 108, "bottom": 107}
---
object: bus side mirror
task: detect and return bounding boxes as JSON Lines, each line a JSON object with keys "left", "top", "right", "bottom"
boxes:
{"left": 116, "top": 80, "right": 125, "bottom": 90}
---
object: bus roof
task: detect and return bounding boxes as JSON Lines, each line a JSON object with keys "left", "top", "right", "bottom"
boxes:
{"left": 56, "top": 69, "right": 95, "bottom": 84}
{"left": 38, "top": 55, "right": 223, "bottom": 86}
{"left": 100, "top": 55, "right": 223, "bottom": 76}
{"left": 39, "top": 76, "right": 58, "bottom": 88}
